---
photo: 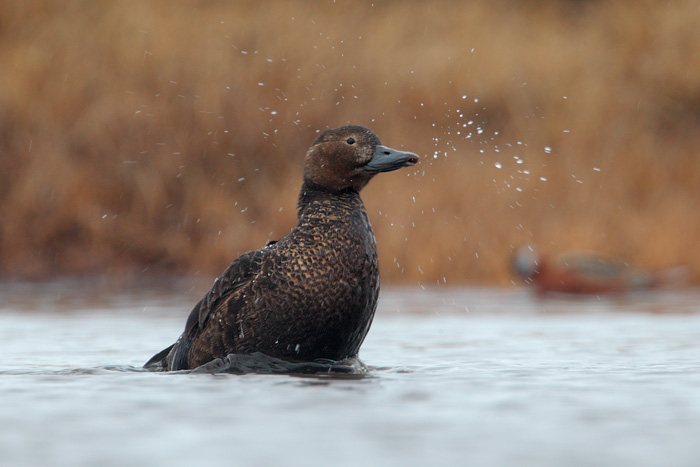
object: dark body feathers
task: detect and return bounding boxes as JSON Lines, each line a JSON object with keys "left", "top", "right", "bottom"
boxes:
{"left": 145, "top": 125, "right": 417, "bottom": 371}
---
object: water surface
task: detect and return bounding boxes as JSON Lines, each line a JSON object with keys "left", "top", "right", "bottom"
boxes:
{"left": 1, "top": 284, "right": 699, "bottom": 466}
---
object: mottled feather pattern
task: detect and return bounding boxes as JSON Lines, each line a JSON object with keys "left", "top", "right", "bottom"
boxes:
{"left": 178, "top": 189, "right": 379, "bottom": 369}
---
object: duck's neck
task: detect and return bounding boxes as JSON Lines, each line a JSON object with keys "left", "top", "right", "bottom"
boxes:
{"left": 297, "top": 181, "right": 362, "bottom": 217}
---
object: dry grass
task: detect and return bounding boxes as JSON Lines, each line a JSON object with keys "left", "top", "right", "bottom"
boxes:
{"left": 1, "top": 0, "right": 699, "bottom": 285}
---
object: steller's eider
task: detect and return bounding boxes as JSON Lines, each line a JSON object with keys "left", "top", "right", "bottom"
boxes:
{"left": 145, "top": 125, "right": 419, "bottom": 371}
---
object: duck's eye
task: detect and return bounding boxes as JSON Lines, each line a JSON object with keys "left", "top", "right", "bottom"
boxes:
{"left": 346, "top": 138, "right": 355, "bottom": 145}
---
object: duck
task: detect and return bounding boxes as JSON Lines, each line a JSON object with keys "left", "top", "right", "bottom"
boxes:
{"left": 145, "top": 125, "right": 419, "bottom": 371}
{"left": 512, "top": 246, "right": 689, "bottom": 295}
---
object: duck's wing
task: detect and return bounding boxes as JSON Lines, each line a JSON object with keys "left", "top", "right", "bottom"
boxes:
{"left": 144, "top": 249, "right": 265, "bottom": 370}
{"left": 559, "top": 254, "right": 629, "bottom": 279}
{"left": 191, "top": 249, "right": 265, "bottom": 333}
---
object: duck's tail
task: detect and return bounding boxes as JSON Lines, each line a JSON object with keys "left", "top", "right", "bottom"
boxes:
{"left": 143, "top": 344, "right": 174, "bottom": 371}
{"left": 651, "top": 265, "right": 691, "bottom": 289}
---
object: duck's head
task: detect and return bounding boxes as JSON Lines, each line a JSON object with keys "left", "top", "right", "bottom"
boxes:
{"left": 303, "top": 125, "right": 419, "bottom": 192}
{"left": 512, "top": 246, "right": 541, "bottom": 279}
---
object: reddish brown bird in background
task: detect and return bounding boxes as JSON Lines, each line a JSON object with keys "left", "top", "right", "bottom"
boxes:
{"left": 513, "top": 246, "right": 689, "bottom": 296}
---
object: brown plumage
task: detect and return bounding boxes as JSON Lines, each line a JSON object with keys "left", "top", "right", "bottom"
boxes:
{"left": 145, "top": 125, "right": 418, "bottom": 371}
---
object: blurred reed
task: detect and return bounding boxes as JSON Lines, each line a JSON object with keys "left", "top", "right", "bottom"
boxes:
{"left": 0, "top": 0, "right": 698, "bottom": 285}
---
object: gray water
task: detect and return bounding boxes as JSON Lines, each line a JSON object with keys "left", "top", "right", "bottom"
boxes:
{"left": 1, "top": 284, "right": 699, "bottom": 467}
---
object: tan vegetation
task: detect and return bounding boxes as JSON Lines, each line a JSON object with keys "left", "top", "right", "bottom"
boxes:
{"left": 1, "top": 1, "right": 699, "bottom": 285}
